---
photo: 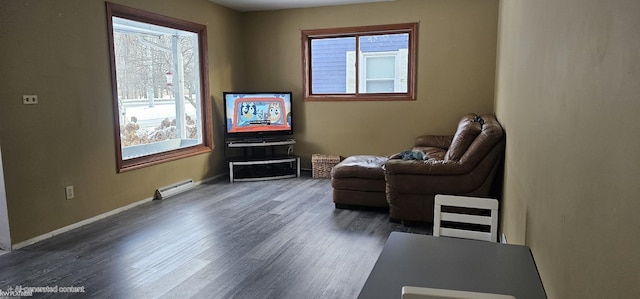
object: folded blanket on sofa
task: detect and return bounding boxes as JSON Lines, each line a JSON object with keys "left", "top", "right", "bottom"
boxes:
{"left": 400, "top": 150, "right": 426, "bottom": 160}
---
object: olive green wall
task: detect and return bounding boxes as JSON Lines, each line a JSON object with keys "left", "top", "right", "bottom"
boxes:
{"left": 0, "top": 0, "right": 243, "bottom": 243}
{"left": 496, "top": 0, "right": 640, "bottom": 297}
{"left": 241, "top": 0, "right": 499, "bottom": 166}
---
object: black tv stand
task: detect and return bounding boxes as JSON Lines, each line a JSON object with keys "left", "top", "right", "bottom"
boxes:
{"left": 226, "top": 138, "right": 300, "bottom": 182}
{"left": 227, "top": 138, "right": 295, "bottom": 146}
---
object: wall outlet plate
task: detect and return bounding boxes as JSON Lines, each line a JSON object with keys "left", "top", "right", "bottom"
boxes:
{"left": 23, "top": 95, "right": 38, "bottom": 105}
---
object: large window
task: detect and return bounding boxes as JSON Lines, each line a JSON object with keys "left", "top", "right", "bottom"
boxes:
{"left": 302, "top": 23, "right": 417, "bottom": 101}
{"left": 106, "top": 3, "right": 211, "bottom": 172}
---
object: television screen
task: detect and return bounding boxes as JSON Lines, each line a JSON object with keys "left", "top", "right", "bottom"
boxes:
{"left": 223, "top": 92, "right": 293, "bottom": 139}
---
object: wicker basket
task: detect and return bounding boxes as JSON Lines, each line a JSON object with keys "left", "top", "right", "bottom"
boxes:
{"left": 312, "top": 154, "right": 341, "bottom": 178}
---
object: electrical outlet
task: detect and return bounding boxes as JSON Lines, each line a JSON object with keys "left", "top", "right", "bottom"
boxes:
{"left": 65, "top": 185, "right": 74, "bottom": 200}
{"left": 23, "top": 95, "right": 38, "bottom": 105}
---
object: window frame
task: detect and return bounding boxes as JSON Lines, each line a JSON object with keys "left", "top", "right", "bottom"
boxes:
{"left": 301, "top": 23, "right": 418, "bottom": 101}
{"left": 106, "top": 2, "right": 212, "bottom": 173}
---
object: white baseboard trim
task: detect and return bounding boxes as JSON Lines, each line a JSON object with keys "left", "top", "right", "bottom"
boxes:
{"left": 12, "top": 196, "right": 154, "bottom": 250}
{"left": 11, "top": 174, "right": 223, "bottom": 250}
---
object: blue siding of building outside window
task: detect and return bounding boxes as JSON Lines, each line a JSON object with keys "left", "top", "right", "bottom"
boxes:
{"left": 311, "top": 34, "right": 408, "bottom": 94}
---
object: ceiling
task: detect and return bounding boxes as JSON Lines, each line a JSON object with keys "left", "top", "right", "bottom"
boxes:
{"left": 208, "top": 0, "right": 394, "bottom": 12}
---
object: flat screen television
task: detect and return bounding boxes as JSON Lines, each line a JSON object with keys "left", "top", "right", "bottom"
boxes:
{"left": 223, "top": 92, "right": 293, "bottom": 141}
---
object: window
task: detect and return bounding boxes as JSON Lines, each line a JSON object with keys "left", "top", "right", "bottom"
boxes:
{"left": 302, "top": 23, "right": 417, "bottom": 101}
{"left": 106, "top": 3, "right": 211, "bottom": 172}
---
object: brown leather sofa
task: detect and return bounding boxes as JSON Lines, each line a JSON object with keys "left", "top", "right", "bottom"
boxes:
{"left": 384, "top": 113, "right": 505, "bottom": 223}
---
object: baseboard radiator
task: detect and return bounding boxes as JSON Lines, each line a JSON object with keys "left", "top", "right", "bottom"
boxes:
{"left": 154, "top": 179, "right": 195, "bottom": 200}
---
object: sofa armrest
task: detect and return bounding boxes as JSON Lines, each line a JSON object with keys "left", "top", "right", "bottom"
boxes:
{"left": 384, "top": 159, "right": 471, "bottom": 176}
{"left": 384, "top": 159, "right": 486, "bottom": 195}
{"left": 415, "top": 135, "right": 453, "bottom": 149}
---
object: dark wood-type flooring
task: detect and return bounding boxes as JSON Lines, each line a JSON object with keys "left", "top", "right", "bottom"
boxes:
{"left": 0, "top": 173, "right": 431, "bottom": 298}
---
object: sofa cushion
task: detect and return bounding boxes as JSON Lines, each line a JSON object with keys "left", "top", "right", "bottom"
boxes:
{"left": 444, "top": 114, "right": 482, "bottom": 161}
{"left": 331, "top": 155, "right": 388, "bottom": 201}
{"left": 330, "top": 155, "right": 388, "bottom": 179}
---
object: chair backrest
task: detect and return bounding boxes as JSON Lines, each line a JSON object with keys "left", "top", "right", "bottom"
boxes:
{"left": 443, "top": 114, "right": 504, "bottom": 166}
{"left": 433, "top": 194, "right": 499, "bottom": 242}
{"left": 458, "top": 115, "right": 504, "bottom": 166}
{"left": 444, "top": 114, "right": 482, "bottom": 162}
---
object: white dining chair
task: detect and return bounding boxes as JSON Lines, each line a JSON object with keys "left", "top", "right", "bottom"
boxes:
{"left": 433, "top": 194, "right": 499, "bottom": 242}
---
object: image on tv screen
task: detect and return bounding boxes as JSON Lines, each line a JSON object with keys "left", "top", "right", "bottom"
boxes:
{"left": 224, "top": 93, "right": 292, "bottom": 134}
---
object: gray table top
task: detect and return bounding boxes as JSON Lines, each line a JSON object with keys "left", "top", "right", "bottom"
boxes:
{"left": 358, "top": 232, "right": 547, "bottom": 299}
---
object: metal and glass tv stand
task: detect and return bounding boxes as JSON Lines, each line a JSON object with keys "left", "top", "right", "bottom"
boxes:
{"left": 226, "top": 138, "right": 300, "bottom": 182}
